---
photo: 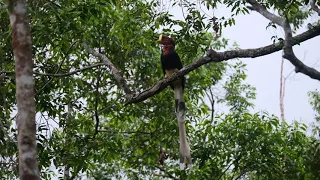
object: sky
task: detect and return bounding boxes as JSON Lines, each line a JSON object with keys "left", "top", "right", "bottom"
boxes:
{"left": 169, "top": 3, "right": 320, "bottom": 127}
{"left": 219, "top": 11, "right": 320, "bottom": 126}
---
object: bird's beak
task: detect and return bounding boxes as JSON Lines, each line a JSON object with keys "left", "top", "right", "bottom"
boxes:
{"left": 156, "top": 34, "right": 163, "bottom": 44}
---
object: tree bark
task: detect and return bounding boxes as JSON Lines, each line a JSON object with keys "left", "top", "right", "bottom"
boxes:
{"left": 6, "top": 0, "right": 39, "bottom": 179}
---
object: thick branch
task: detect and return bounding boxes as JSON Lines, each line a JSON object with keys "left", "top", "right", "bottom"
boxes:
{"left": 247, "top": 0, "right": 320, "bottom": 80}
{"left": 282, "top": 21, "right": 320, "bottom": 80}
{"left": 126, "top": 23, "right": 320, "bottom": 104}
{"left": 311, "top": 0, "right": 320, "bottom": 15}
{"left": 82, "top": 43, "right": 133, "bottom": 96}
{"left": 246, "top": 0, "right": 285, "bottom": 26}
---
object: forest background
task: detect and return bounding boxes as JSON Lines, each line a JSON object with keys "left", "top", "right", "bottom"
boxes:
{"left": 1, "top": 0, "right": 320, "bottom": 179}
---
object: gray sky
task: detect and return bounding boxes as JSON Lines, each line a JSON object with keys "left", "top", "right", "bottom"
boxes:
{"left": 170, "top": 3, "right": 320, "bottom": 126}
{"left": 220, "top": 11, "right": 320, "bottom": 126}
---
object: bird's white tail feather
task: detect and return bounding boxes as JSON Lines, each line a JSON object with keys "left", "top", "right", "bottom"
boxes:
{"left": 173, "top": 81, "right": 192, "bottom": 170}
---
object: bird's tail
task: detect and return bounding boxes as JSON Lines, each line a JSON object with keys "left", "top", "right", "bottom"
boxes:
{"left": 173, "top": 81, "right": 192, "bottom": 170}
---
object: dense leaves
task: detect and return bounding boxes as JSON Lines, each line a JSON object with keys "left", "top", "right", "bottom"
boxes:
{"left": 1, "top": 0, "right": 320, "bottom": 179}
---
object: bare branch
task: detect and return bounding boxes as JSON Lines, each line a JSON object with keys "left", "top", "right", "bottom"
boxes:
{"left": 246, "top": 0, "right": 285, "bottom": 26}
{"left": 246, "top": 0, "right": 320, "bottom": 80}
{"left": 155, "top": 165, "right": 179, "bottom": 180}
{"left": 206, "top": 88, "right": 215, "bottom": 122}
{"left": 2, "top": 63, "right": 105, "bottom": 77}
{"left": 280, "top": 51, "right": 285, "bottom": 121}
{"left": 82, "top": 43, "right": 134, "bottom": 96}
{"left": 37, "top": 41, "right": 77, "bottom": 94}
{"left": 93, "top": 71, "right": 101, "bottom": 137}
{"left": 311, "top": 0, "right": 320, "bottom": 15}
{"left": 98, "top": 130, "right": 153, "bottom": 135}
{"left": 47, "top": 0, "right": 61, "bottom": 8}
{"left": 282, "top": 21, "right": 320, "bottom": 80}
{"left": 126, "top": 23, "right": 320, "bottom": 104}
{"left": 63, "top": 166, "right": 69, "bottom": 180}
{"left": 34, "top": 63, "right": 105, "bottom": 77}
{"left": 218, "top": 162, "right": 233, "bottom": 180}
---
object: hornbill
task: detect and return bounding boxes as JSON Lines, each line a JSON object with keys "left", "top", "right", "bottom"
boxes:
{"left": 156, "top": 34, "right": 192, "bottom": 170}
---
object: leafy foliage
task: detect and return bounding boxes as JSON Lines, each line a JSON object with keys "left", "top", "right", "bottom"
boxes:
{"left": 1, "top": 0, "right": 320, "bottom": 179}
{"left": 190, "top": 112, "right": 312, "bottom": 179}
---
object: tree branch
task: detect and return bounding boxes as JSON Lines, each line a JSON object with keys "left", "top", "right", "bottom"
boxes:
{"left": 155, "top": 165, "right": 179, "bottom": 180}
{"left": 246, "top": 0, "right": 320, "bottom": 81}
{"left": 311, "top": 0, "right": 320, "bottom": 15}
{"left": 218, "top": 162, "right": 233, "bottom": 180}
{"left": 2, "top": 63, "right": 105, "bottom": 77}
{"left": 98, "top": 130, "right": 153, "bottom": 135}
{"left": 34, "top": 63, "right": 105, "bottom": 77}
{"left": 205, "top": 88, "right": 215, "bottom": 122}
{"left": 126, "top": 23, "right": 320, "bottom": 104}
{"left": 37, "top": 41, "right": 76, "bottom": 94}
{"left": 246, "top": 0, "right": 285, "bottom": 26}
{"left": 282, "top": 21, "right": 320, "bottom": 79}
{"left": 82, "top": 43, "right": 134, "bottom": 97}
{"left": 93, "top": 70, "right": 101, "bottom": 137}
{"left": 280, "top": 51, "right": 285, "bottom": 121}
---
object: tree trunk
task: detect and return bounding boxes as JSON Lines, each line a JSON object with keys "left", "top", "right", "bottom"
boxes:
{"left": 6, "top": 0, "right": 39, "bottom": 179}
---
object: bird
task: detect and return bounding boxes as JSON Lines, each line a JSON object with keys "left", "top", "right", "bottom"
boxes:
{"left": 156, "top": 34, "right": 192, "bottom": 170}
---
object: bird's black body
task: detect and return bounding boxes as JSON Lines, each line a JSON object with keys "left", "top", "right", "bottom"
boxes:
{"left": 160, "top": 51, "right": 185, "bottom": 89}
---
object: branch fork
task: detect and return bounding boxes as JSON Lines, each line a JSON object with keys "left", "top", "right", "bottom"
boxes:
{"left": 246, "top": 0, "right": 320, "bottom": 80}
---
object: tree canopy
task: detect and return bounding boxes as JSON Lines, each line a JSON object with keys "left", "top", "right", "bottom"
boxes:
{"left": 1, "top": 0, "right": 320, "bottom": 179}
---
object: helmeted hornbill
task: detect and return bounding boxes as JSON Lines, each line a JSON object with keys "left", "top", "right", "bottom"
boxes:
{"left": 157, "top": 34, "right": 192, "bottom": 170}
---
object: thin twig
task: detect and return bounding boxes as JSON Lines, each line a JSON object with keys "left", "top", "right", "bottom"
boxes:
{"left": 34, "top": 63, "right": 105, "bottom": 77}
{"left": 155, "top": 165, "right": 179, "bottom": 180}
{"left": 218, "top": 162, "right": 233, "bottom": 180}
{"left": 82, "top": 43, "right": 133, "bottom": 96}
{"left": 36, "top": 41, "right": 77, "bottom": 94}
{"left": 89, "top": 95, "right": 123, "bottom": 119}
{"left": 2, "top": 63, "right": 105, "bottom": 77}
{"left": 98, "top": 130, "right": 153, "bottom": 135}
{"left": 93, "top": 69, "right": 101, "bottom": 137}
{"left": 280, "top": 51, "right": 285, "bottom": 121}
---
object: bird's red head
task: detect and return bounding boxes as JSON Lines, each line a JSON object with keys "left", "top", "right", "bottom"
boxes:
{"left": 156, "top": 34, "right": 175, "bottom": 54}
